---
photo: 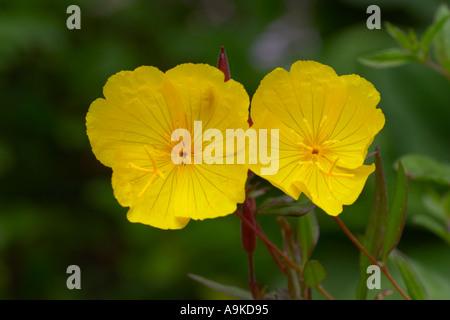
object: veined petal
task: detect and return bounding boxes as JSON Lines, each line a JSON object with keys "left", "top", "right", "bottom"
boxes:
{"left": 111, "top": 145, "right": 173, "bottom": 207}
{"left": 165, "top": 63, "right": 250, "bottom": 133}
{"left": 250, "top": 60, "right": 385, "bottom": 217}
{"left": 126, "top": 167, "right": 190, "bottom": 230}
{"left": 86, "top": 66, "right": 183, "bottom": 167}
{"left": 325, "top": 74, "right": 385, "bottom": 168}
{"left": 292, "top": 163, "right": 375, "bottom": 216}
{"left": 250, "top": 109, "right": 304, "bottom": 199}
{"left": 251, "top": 61, "right": 347, "bottom": 144}
{"left": 173, "top": 164, "right": 248, "bottom": 220}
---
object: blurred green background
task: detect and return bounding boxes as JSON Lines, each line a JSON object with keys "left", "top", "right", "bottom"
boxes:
{"left": 0, "top": 0, "right": 449, "bottom": 299}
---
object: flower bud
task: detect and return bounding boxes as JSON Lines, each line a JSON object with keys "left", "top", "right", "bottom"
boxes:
{"left": 217, "top": 46, "right": 231, "bottom": 82}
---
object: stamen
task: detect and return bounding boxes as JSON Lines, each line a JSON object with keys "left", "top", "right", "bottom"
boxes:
{"left": 128, "top": 162, "right": 155, "bottom": 173}
{"left": 148, "top": 143, "right": 170, "bottom": 158}
{"left": 315, "top": 157, "right": 354, "bottom": 193}
{"left": 318, "top": 115, "right": 328, "bottom": 129}
{"left": 314, "top": 161, "right": 326, "bottom": 172}
{"left": 144, "top": 145, "right": 165, "bottom": 178}
{"left": 137, "top": 173, "right": 158, "bottom": 198}
{"left": 129, "top": 145, "right": 167, "bottom": 198}
{"left": 296, "top": 141, "right": 313, "bottom": 151}
{"left": 322, "top": 139, "right": 339, "bottom": 146}
{"left": 327, "top": 157, "right": 340, "bottom": 177}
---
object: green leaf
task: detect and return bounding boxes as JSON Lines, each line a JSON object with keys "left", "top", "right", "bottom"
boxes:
{"left": 385, "top": 22, "right": 417, "bottom": 52}
{"left": 392, "top": 251, "right": 429, "bottom": 300}
{"left": 356, "top": 146, "right": 389, "bottom": 300}
{"left": 382, "top": 161, "right": 408, "bottom": 262}
{"left": 444, "top": 191, "right": 450, "bottom": 219}
{"left": 442, "top": 60, "right": 450, "bottom": 73}
{"left": 297, "top": 210, "right": 319, "bottom": 269}
{"left": 422, "top": 191, "right": 447, "bottom": 223}
{"left": 358, "top": 48, "right": 416, "bottom": 68}
{"left": 411, "top": 214, "right": 450, "bottom": 246}
{"left": 303, "top": 260, "right": 327, "bottom": 288}
{"left": 433, "top": 4, "right": 450, "bottom": 66}
{"left": 257, "top": 198, "right": 315, "bottom": 217}
{"left": 398, "top": 154, "right": 450, "bottom": 185}
{"left": 421, "top": 14, "right": 450, "bottom": 59}
{"left": 188, "top": 274, "right": 252, "bottom": 300}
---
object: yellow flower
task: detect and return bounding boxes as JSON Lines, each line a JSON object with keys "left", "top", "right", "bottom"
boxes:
{"left": 250, "top": 61, "right": 385, "bottom": 215}
{"left": 86, "top": 64, "right": 249, "bottom": 229}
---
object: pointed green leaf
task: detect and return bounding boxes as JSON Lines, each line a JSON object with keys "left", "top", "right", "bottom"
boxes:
{"left": 385, "top": 22, "right": 417, "bottom": 51}
{"left": 421, "top": 14, "right": 450, "bottom": 59}
{"left": 398, "top": 154, "right": 450, "bottom": 185}
{"left": 297, "top": 210, "right": 319, "bottom": 268}
{"left": 188, "top": 274, "right": 252, "bottom": 300}
{"left": 257, "top": 198, "right": 315, "bottom": 217}
{"left": 357, "top": 146, "right": 389, "bottom": 300}
{"left": 382, "top": 161, "right": 408, "bottom": 262}
{"left": 433, "top": 4, "right": 450, "bottom": 66}
{"left": 392, "top": 252, "right": 429, "bottom": 300}
{"left": 358, "top": 48, "right": 416, "bottom": 68}
{"left": 303, "top": 260, "right": 327, "bottom": 288}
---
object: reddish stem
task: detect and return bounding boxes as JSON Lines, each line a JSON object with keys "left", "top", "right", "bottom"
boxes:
{"left": 332, "top": 216, "right": 411, "bottom": 300}
{"left": 236, "top": 210, "right": 286, "bottom": 274}
{"left": 217, "top": 46, "right": 231, "bottom": 81}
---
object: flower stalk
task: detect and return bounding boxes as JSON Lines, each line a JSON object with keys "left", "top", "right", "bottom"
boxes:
{"left": 332, "top": 216, "right": 411, "bottom": 300}
{"left": 240, "top": 197, "right": 261, "bottom": 299}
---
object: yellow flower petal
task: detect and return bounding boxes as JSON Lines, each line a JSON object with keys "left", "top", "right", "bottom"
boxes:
{"left": 250, "top": 60, "right": 385, "bottom": 216}
{"left": 250, "top": 109, "right": 304, "bottom": 199}
{"left": 292, "top": 163, "right": 375, "bottom": 216}
{"left": 322, "top": 74, "right": 384, "bottom": 169}
{"left": 86, "top": 64, "right": 250, "bottom": 229}
{"left": 251, "top": 61, "right": 347, "bottom": 143}
{"left": 165, "top": 63, "right": 249, "bottom": 133}
{"left": 86, "top": 66, "right": 183, "bottom": 167}
{"left": 110, "top": 145, "right": 173, "bottom": 207}
{"left": 173, "top": 164, "right": 247, "bottom": 220}
{"left": 125, "top": 167, "right": 190, "bottom": 230}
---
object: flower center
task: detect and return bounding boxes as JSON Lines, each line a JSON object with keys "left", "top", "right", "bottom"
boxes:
{"left": 179, "top": 150, "right": 187, "bottom": 158}
{"left": 312, "top": 148, "right": 320, "bottom": 155}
